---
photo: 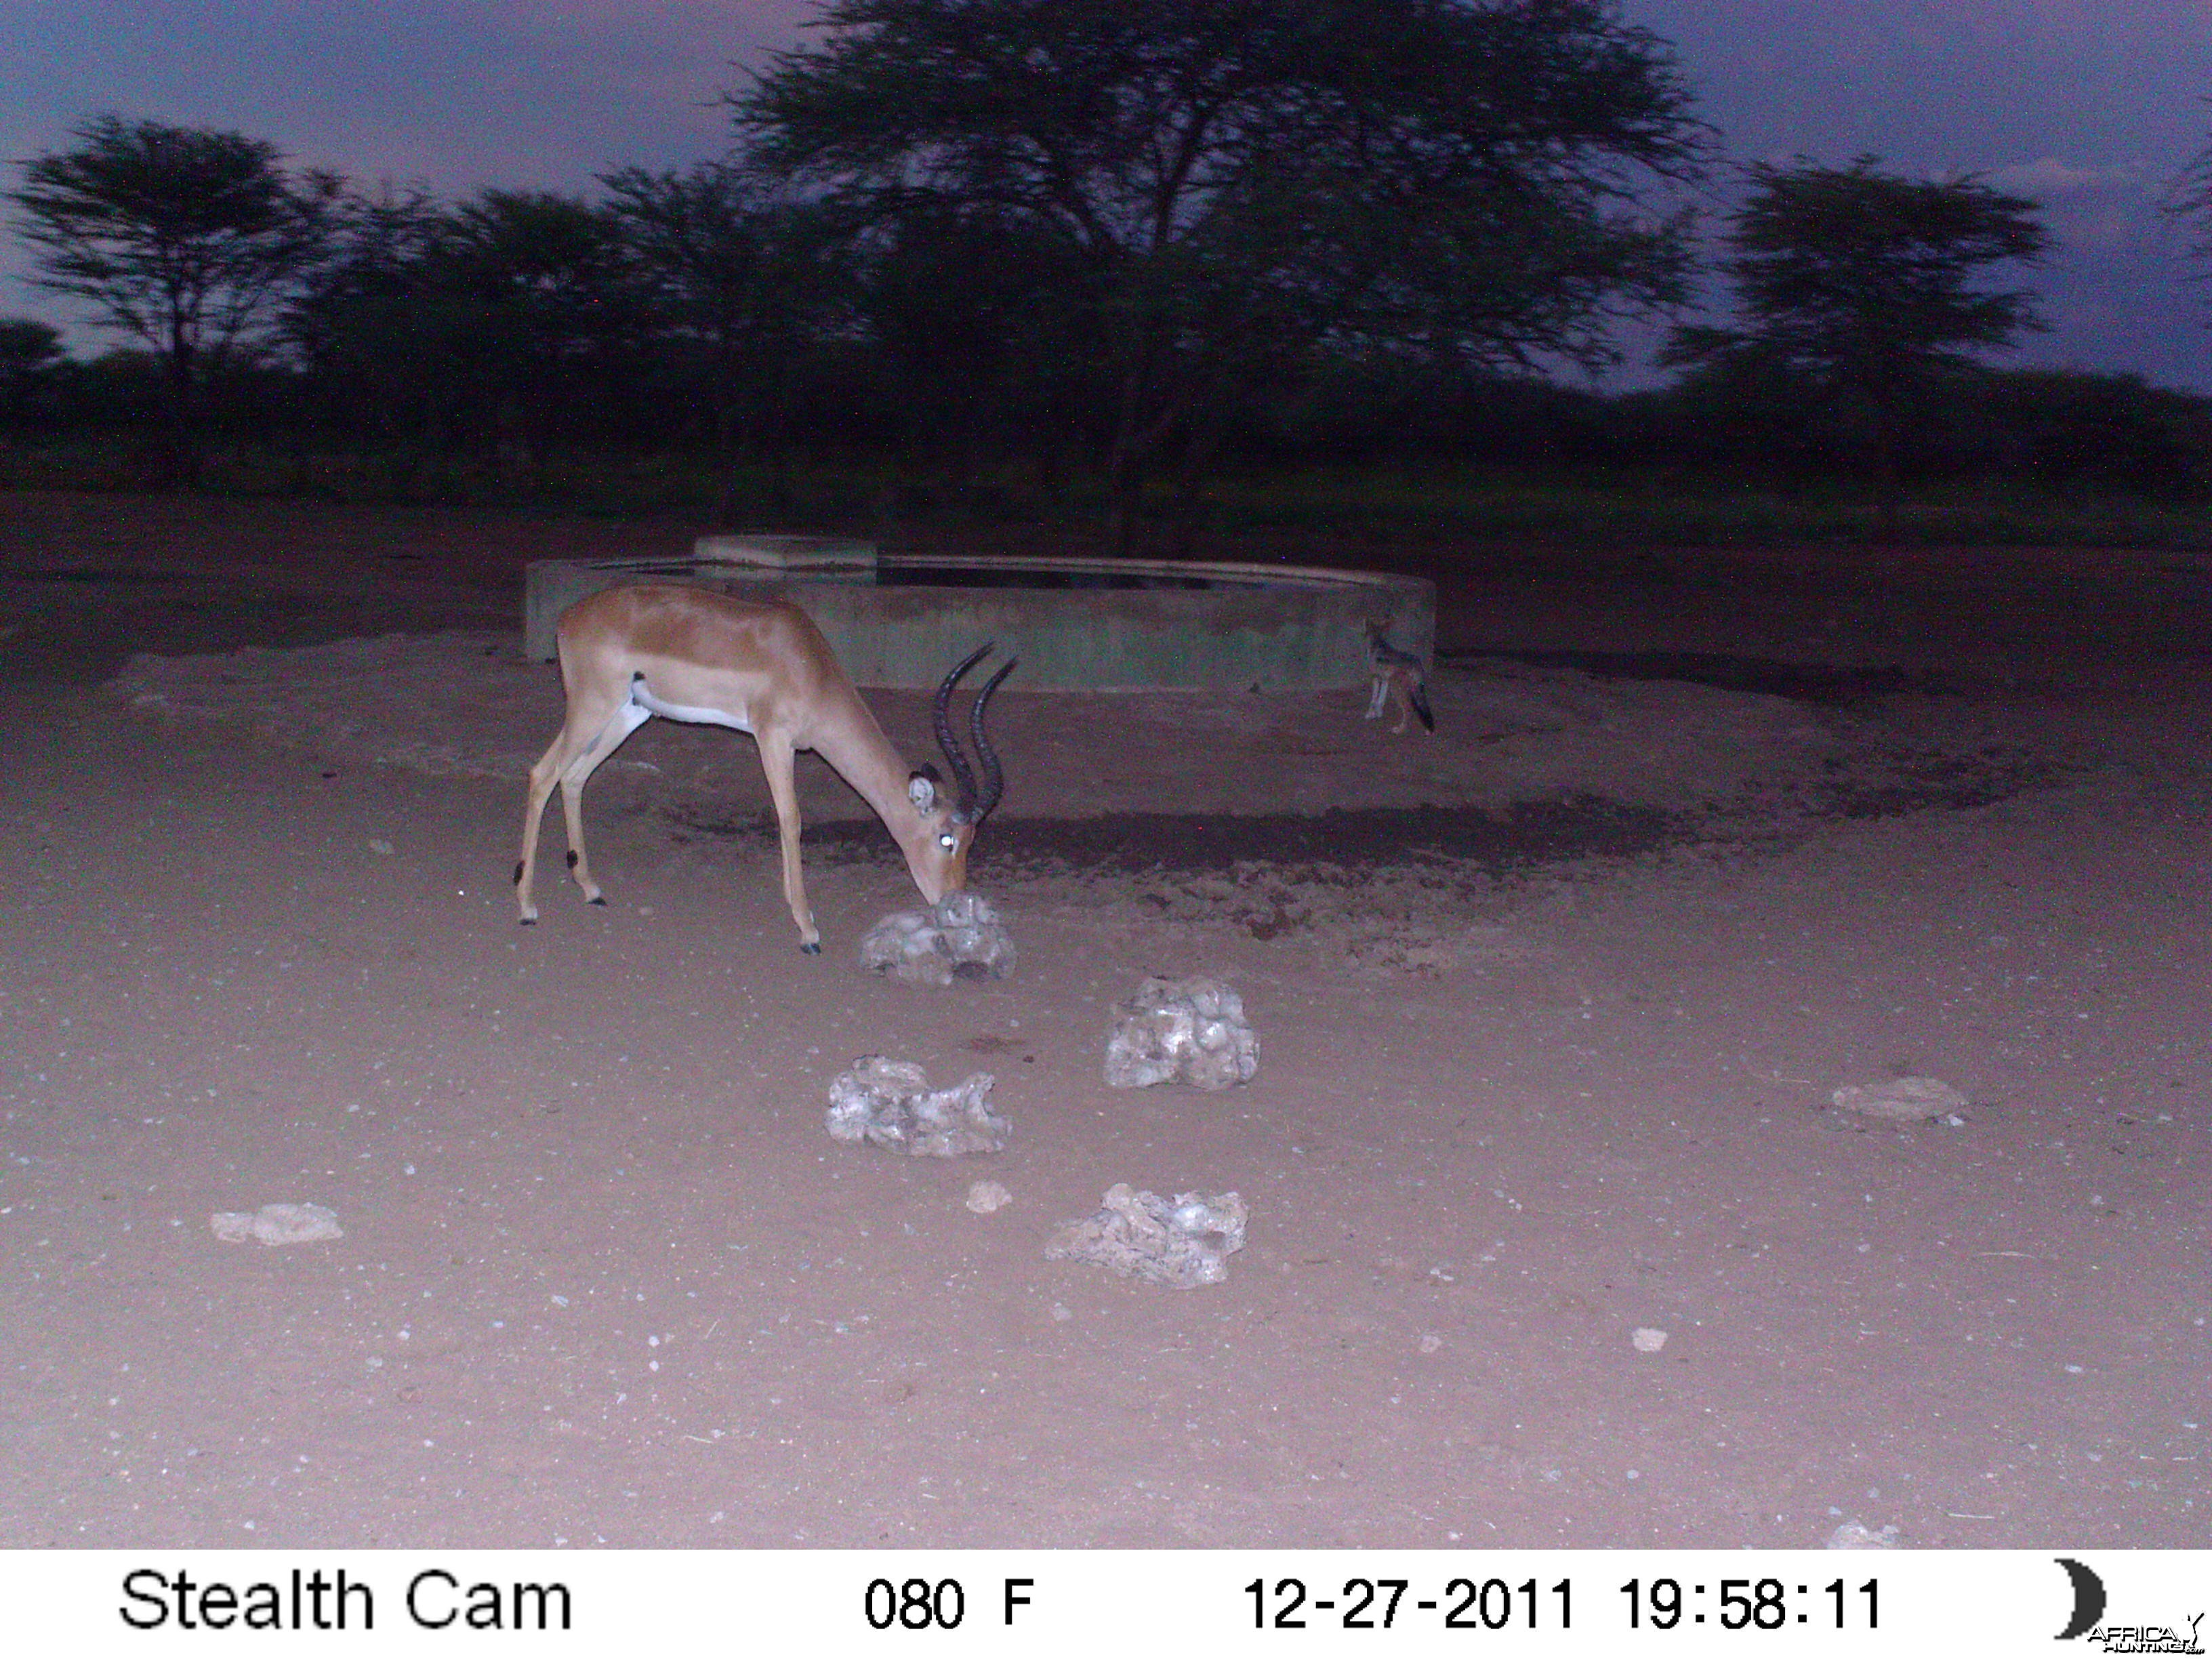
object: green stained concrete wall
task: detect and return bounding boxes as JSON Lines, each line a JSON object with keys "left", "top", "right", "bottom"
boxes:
{"left": 523, "top": 540, "right": 1432, "bottom": 692}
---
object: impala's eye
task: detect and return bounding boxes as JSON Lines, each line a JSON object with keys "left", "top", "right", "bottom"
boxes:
{"left": 938, "top": 834, "right": 956, "bottom": 851}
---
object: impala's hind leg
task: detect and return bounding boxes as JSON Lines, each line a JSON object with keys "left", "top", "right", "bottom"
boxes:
{"left": 517, "top": 743, "right": 571, "bottom": 924}
{"left": 516, "top": 689, "right": 647, "bottom": 921}
{"left": 558, "top": 699, "right": 651, "bottom": 906}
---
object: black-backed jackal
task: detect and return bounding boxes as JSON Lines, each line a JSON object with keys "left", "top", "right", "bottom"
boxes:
{"left": 1364, "top": 621, "right": 1435, "bottom": 734}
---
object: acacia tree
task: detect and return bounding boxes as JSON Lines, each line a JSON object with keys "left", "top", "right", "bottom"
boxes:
{"left": 602, "top": 164, "right": 858, "bottom": 516}
{"left": 728, "top": 0, "right": 1703, "bottom": 543}
{"left": 438, "top": 190, "right": 645, "bottom": 472}
{"left": 286, "top": 185, "right": 451, "bottom": 455}
{"left": 1665, "top": 156, "right": 2049, "bottom": 529}
{"left": 7, "top": 115, "right": 340, "bottom": 479}
{"left": 853, "top": 200, "right": 1104, "bottom": 496}
{"left": 290, "top": 185, "right": 652, "bottom": 476}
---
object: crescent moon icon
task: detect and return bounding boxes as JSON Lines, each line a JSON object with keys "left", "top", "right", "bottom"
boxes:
{"left": 2055, "top": 1557, "right": 2106, "bottom": 1641}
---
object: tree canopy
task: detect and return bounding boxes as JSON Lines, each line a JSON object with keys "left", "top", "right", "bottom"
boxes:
{"left": 16, "top": 21, "right": 2200, "bottom": 517}
{"left": 1668, "top": 157, "right": 2049, "bottom": 380}
{"left": 602, "top": 165, "right": 858, "bottom": 504}
{"left": 729, "top": 0, "right": 1705, "bottom": 534}
{"left": 1665, "top": 156, "right": 2049, "bottom": 523}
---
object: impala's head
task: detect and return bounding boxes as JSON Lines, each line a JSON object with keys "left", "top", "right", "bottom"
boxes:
{"left": 903, "top": 642, "right": 1015, "bottom": 903}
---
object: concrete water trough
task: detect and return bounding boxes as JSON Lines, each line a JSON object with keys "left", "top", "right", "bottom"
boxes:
{"left": 523, "top": 535, "right": 1433, "bottom": 692}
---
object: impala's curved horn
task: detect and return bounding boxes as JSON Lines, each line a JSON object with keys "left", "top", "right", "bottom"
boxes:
{"left": 933, "top": 642, "right": 992, "bottom": 817}
{"left": 968, "top": 655, "right": 1016, "bottom": 822}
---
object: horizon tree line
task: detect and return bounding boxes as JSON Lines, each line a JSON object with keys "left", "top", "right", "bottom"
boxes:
{"left": 3, "top": 0, "right": 2200, "bottom": 520}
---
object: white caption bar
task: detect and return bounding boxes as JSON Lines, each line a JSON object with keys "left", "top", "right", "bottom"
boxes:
{"left": 5, "top": 1549, "right": 2204, "bottom": 1655}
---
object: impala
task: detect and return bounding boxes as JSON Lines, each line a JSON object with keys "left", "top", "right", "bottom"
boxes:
{"left": 515, "top": 582, "right": 1012, "bottom": 951}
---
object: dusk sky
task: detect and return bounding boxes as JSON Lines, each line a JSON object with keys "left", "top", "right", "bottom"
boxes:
{"left": 5, "top": 0, "right": 2209, "bottom": 388}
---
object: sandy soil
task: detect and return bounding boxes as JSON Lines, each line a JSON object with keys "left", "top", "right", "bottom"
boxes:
{"left": 0, "top": 490, "right": 2205, "bottom": 1549}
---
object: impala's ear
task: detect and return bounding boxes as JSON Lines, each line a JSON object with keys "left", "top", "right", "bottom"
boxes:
{"left": 907, "top": 770, "right": 939, "bottom": 813}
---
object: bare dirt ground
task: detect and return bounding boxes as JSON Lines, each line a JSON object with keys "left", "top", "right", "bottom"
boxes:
{"left": 1, "top": 489, "right": 2205, "bottom": 1549}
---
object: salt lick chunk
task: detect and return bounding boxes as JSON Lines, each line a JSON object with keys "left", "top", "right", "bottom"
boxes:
{"left": 209, "top": 1202, "right": 343, "bottom": 1246}
{"left": 825, "top": 1057, "right": 1009, "bottom": 1156}
{"left": 860, "top": 892, "right": 1017, "bottom": 986}
{"left": 1831, "top": 1075, "right": 1968, "bottom": 1123}
{"left": 1104, "top": 975, "right": 1258, "bottom": 1090}
{"left": 1045, "top": 1183, "right": 1248, "bottom": 1289}
{"left": 1825, "top": 1521, "right": 1901, "bottom": 1549}
{"left": 964, "top": 1180, "right": 1012, "bottom": 1215}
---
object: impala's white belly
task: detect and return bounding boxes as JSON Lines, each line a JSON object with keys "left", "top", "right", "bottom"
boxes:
{"left": 631, "top": 677, "right": 753, "bottom": 733}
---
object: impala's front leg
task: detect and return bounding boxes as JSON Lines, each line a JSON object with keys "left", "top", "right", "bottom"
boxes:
{"left": 758, "top": 733, "right": 820, "bottom": 952}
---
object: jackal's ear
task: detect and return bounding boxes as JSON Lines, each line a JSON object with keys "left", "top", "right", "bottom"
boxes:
{"left": 908, "top": 769, "right": 939, "bottom": 812}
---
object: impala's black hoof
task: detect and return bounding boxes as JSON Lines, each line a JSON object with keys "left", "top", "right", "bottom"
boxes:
{"left": 801, "top": 941, "right": 821, "bottom": 955}
{"left": 518, "top": 917, "right": 536, "bottom": 926}
{"left": 589, "top": 895, "right": 607, "bottom": 907}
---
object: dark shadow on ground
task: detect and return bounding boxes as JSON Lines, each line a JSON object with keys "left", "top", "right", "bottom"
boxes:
{"left": 1445, "top": 647, "right": 1948, "bottom": 705}
{"left": 668, "top": 796, "right": 1675, "bottom": 877}
{"left": 667, "top": 742, "right": 2058, "bottom": 878}
{"left": 964, "top": 798, "right": 1675, "bottom": 876}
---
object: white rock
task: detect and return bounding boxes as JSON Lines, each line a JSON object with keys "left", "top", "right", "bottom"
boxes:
{"left": 825, "top": 1057, "right": 1009, "bottom": 1156}
{"left": 1046, "top": 1183, "right": 1248, "bottom": 1288}
{"left": 1631, "top": 1326, "right": 1668, "bottom": 1353}
{"left": 860, "top": 893, "right": 1017, "bottom": 985}
{"left": 965, "top": 1180, "right": 1012, "bottom": 1215}
{"left": 210, "top": 1202, "right": 343, "bottom": 1246}
{"left": 1832, "top": 1076, "right": 1968, "bottom": 1122}
{"left": 1104, "top": 976, "right": 1258, "bottom": 1090}
{"left": 1825, "top": 1521, "right": 1901, "bottom": 1549}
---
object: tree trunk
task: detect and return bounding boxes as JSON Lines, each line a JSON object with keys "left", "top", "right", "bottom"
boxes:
{"left": 709, "top": 393, "right": 742, "bottom": 530}
{"left": 1168, "top": 398, "right": 1230, "bottom": 556}
{"left": 708, "top": 336, "right": 750, "bottom": 530}
{"left": 1105, "top": 412, "right": 1144, "bottom": 556}
{"left": 495, "top": 394, "right": 535, "bottom": 485}
{"left": 158, "top": 323, "right": 203, "bottom": 491}
{"left": 1868, "top": 389, "right": 1903, "bottom": 543}
{"left": 1105, "top": 455, "right": 1139, "bottom": 554}
{"left": 1105, "top": 341, "right": 1164, "bottom": 556}
{"left": 1105, "top": 330, "right": 1203, "bottom": 556}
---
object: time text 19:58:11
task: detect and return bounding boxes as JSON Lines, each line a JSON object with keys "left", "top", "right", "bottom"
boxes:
{"left": 1622, "top": 1576, "right": 1880, "bottom": 1631}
